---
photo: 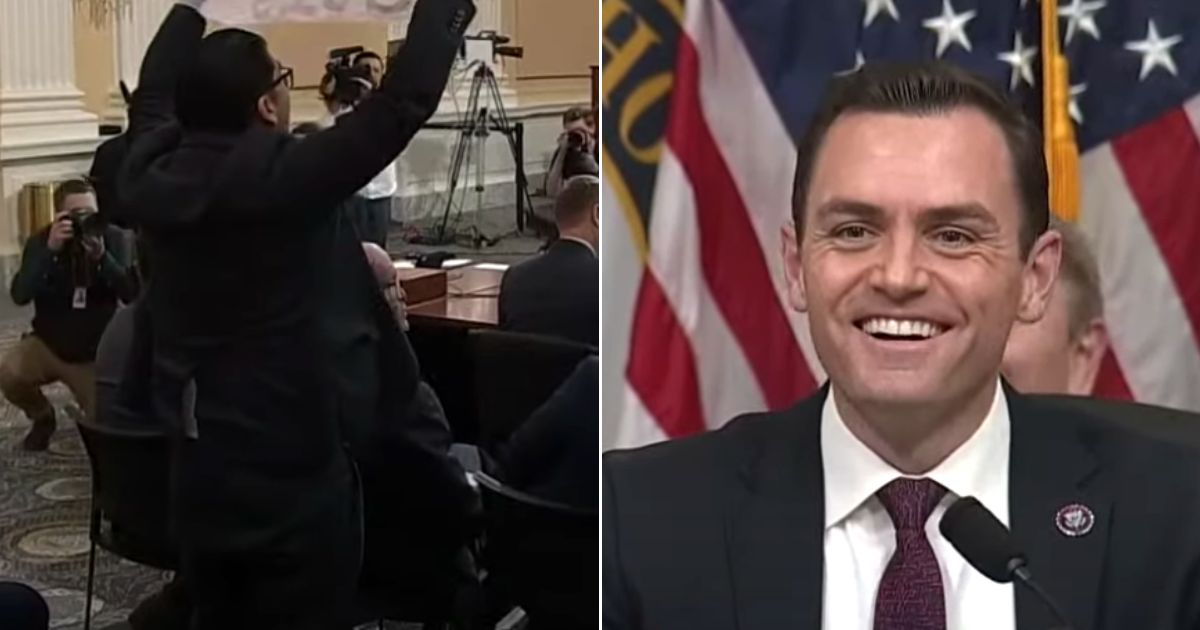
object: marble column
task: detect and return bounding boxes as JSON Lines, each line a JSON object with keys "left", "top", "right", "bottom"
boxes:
{"left": 0, "top": 0, "right": 99, "bottom": 155}
{"left": 106, "top": 0, "right": 174, "bottom": 123}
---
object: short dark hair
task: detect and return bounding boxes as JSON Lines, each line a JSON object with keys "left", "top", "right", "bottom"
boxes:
{"left": 176, "top": 29, "right": 276, "bottom": 133}
{"left": 54, "top": 178, "right": 96, "bottom": 213}
{"left": 792, "top": 61, "right": 1049, "bottom": 258}
{"left": 563, "top": 106, "right": 589, "bottom": 126}
{"left": 555, "top": 175, "right": 599, "bottom": 226}
{"left": 354, "top": 50, "right": 383, "bottom": 65}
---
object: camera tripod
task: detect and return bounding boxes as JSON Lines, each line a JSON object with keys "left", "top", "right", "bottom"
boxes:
{"left": 429, "top": 60, "right": 534, "bottom": 246}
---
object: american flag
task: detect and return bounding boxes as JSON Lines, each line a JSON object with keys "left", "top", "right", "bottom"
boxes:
{"left": 602, "top": 0, "right": 1200, "bottom": 448}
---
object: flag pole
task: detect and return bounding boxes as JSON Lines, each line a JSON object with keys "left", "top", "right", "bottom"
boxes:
{"left": 1042, "top": 0, "right": 1080, "bottom": 222}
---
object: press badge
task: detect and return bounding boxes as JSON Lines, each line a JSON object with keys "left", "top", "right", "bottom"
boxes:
{"left": 72, "top": 287, "right": 87, "bottom": 309}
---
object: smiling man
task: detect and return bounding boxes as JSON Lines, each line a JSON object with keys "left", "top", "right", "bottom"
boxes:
{"left": 603, "top": 62, "right": 1200, "bottom": 630}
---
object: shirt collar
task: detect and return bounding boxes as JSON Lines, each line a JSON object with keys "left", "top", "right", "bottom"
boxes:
{"left": 821, "top": 379, "right": 1011, "bottom": 529}
{"left": 558, "top": 235, "right": 597, "bottom": 258}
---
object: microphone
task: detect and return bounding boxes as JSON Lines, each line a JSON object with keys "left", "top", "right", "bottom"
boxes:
{"left": 939, "top": 497, "right": 1076, "bottom": 630}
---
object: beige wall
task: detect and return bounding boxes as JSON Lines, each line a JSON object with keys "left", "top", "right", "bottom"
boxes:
{"left": 73, "top": 10, "right": 116, "bottom": 116}
{"left": 257, "top": 22, "right": 389, "bottom": 89}
{"left": 68, "top": 3, "right": 594, "bottom": 118}
{"left": 506, "top": 0, "right": 597, "bottom": 81}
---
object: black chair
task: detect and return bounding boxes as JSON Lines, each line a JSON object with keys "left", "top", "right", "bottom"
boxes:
{"left": 467, "top": 330, "right": 595, "bottom": 454}
{"left": 474, "top": 473, "right": 597, "bottom": 629}
{"left": 75, "top": 416, "right": 177, "bottom": 630}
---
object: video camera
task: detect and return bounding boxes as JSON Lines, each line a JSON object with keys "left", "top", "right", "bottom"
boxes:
{"left": 324, "top": 46, "right": 375, "bottom": 104}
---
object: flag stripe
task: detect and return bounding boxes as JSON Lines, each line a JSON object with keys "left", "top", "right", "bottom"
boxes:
{"left": 1093, "top": 348, "right": 1135, "bottom": 402}
{"left": 687, "top": 0, "right": 828, "bottom": 386}
{"left": 1110, "top": 108, "right": 1200, "bottom": 350}
{"left": 648, "top": 150, "right": 770, "bottom": 426}
{"left": 1079, "top": 142, "right": 1200, "bottom": 410}
{"left": 665, "top": 35, "right": 817, "bottom": 409}
{"left": 626, "top": 268, "right": 707, "bottom": 438}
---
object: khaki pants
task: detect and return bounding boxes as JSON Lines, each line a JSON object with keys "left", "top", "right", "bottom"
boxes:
{"left": 0, "top": 335, "right": 95, "bottom": 422}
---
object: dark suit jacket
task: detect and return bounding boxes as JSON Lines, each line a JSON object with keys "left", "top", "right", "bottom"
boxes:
{"left": 604, "top": 385, "right": 1200, "bottom": 630}
{"left": 499, "top": 239, "right": 598, "bottom": 347}
{"left": 114, "top": 3, "right": 478, "bottom": 552}
{"left": 493, "top": 355, "right": 599, "bottom": 509}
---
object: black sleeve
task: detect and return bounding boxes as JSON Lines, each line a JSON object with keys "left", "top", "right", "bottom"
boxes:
{"left": 262, "top": 0, "right": 475, "bottom": 217}
{"left": 494, "top": 357, "right": 596, "bottom": 489}
{"left": 10, "top": 231, "right": 56, "bottom": 306}
{"left": 97, "top": 229, "right": 138, "bottom": 303}
{"left": 126, "top": 4, "right": 207, "bottom": 143}
{"left": 604, "top": 456, "right": 636, "bottom": 630}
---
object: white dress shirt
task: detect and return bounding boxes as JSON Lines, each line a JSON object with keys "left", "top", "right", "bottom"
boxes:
{"left": 821, "top": 380, "right": 1016, "bottom": 630}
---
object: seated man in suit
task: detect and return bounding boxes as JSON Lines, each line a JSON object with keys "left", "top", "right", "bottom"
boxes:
{"left": 492, "top": 355, "right": 598, "bottom": 510}
{"left": 604, "top": 61, "right": 1200, "bottom": 630}
{"left": 499, "top": 175, "right": 599, "bottom": 347}
{"left": 1001, "top": 217, "right": 1108, "bottom": 396}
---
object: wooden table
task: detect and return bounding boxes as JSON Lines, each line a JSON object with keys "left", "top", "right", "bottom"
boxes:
{"left": 407, "top": 266, "right": 504, "bottom": 329}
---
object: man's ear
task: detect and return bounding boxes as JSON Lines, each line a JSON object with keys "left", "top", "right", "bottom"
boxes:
{"left": 781, "top": 221, "right": 808, "bottom": 313}
{"left": 1015, "top": 229, "right": 1062, "bottom": 325}
{"left": 592, "top": 202, "right": 599, "bottom": 228}
{"left": 256, "top": 94, "right": 279, "bottom": 127}
{"left": 1067, "top": 317, "right": 1109, "bottom": 396}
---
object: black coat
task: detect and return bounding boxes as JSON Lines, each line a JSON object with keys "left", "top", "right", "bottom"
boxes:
{"left": 115, "top": 3, "right": 478, "bottom": 552}
{"left": 604, "top": 384, "right": 1200, "bottom": 629}
{"left": 498, "top": 239, "right": 598, "bottom": 347}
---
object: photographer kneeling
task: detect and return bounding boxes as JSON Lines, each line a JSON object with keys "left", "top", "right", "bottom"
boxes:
{"left": 1, "top": 178, "right": 135, "bottom": 450}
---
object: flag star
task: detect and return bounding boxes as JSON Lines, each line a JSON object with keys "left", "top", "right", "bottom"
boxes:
{"left": 837, "top": 50, "right": 867, "bottom": 76}
{"left": 997, "top": 31, "right": 1038, "bottom": 91}
{"left": 1058, "top": 0, "right": 1106, "bottom": 45}
{"left": 1069, "top": 83, "right": 1087, "bottom": 125}
{"left": 863, "top": 0, "right": 900, "bottom": 27}
{"left": 923, "top": 0, "right": 977, "bottom": 58}
{"left": 1124, "top": 19, "right": 1183, "bottom": 81}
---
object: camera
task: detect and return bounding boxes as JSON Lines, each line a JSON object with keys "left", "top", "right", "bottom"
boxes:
{"left": 66, "top": 210, "right": 105, "bottom": 250}
{"left": 323, "top": 47, "right": 375, "bottom": 106}
{"left": 565, "top": 129, "right": 590, "bottom": 150}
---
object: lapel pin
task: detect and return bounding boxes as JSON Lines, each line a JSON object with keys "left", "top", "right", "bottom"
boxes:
{"left": 1055, "top": 503, "right": 1095, "bottom": 537}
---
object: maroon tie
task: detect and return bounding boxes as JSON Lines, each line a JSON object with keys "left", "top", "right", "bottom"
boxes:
{"left": 873, "top": 478, "right": 948, "bottom": 630}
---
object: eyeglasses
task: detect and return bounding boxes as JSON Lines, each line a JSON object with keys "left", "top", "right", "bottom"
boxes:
{"left": 265, "top": 66, "right": 294, "bottom": 92}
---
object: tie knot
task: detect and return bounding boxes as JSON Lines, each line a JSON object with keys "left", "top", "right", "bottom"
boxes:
{"left": 876, "top": 478, "right": 947, "bottom": 531}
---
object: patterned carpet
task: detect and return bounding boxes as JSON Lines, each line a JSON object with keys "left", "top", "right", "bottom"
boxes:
{"left": 0, "top": 315, "right": 172, "bottom": 629}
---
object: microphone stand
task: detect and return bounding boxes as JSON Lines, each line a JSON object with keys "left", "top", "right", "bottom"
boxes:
{"left": 1010, "top": 561, "right": 1075, "bottom": 630}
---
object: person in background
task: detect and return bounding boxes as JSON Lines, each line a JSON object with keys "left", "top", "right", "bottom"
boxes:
{"left": 499, "top": 175, "right": 599, "bottom": 347}
{"left": 492, "top": 355, "right": 598, "bottom": 509}
{"left": 362, "top": 242, "right": 407, "bottom": 330}
{"left": 319, "top": 61, "right": 397, "bottom": 249}
{"left": 1001, "top": 217, "right": 1108, "bottom": 395}
{"left": 0, "top": 178, "right": 135, "bottom": 451}
{"left": 543, "top": 106, "right": 598, "bottom": 203}
{"left": 354, "top": 50, "right": 385, "bottom": 89}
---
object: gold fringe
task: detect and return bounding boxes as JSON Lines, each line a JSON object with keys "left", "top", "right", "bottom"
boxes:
{"left": 73, "top": 0, "right": 131, "bottom": 26}
{"left": 1041, "top": 0, "right": 1080, "bottom": 222}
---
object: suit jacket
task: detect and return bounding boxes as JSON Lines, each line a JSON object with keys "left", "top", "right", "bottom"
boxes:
{"left": 604, "top": 384, "right": 1200, "bottom": 630}
{"left": 114, "top": 3, "right": 478, "bottom": 552}
{"left": 499, "top": 239, "right": 598, "bottom": 347}
{"left": 493, "top": 355, "right": 599, "bottom": 509}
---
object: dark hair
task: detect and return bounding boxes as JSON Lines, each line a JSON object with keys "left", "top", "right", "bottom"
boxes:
{"left": 555, "top": 175, "right": 599, "bottom": 225}
{"left": 563, "top": 106, "right": 589, "bottom": 126}
{"left": 176, "top": 29, "right": 276, "bottom": 133}
{"left": 792, "top": 61, "right": 1049, "bottom": 258}
{"left": 54, "top": 178, "right": 96, "bottom": 213}
{"left": 354, "top": 50, "right": 383, "bottom": 66}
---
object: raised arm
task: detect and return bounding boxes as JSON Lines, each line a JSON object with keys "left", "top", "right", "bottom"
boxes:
{"left": 268, "top": 0, "right": 476, "bottom": 214}
{"left": 126, "top": 2, "right": 208, "bottom": 142}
